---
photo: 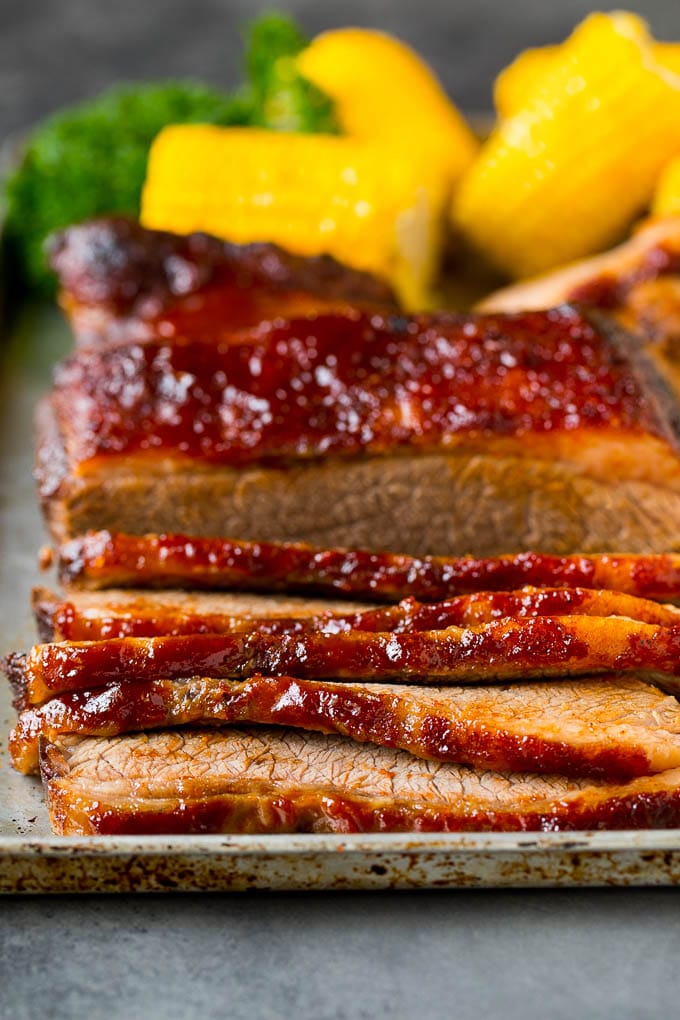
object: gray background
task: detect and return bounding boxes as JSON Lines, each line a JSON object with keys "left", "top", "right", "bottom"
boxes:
{"left": 2, "top": 1, "right": 680, "bottom": 1018}
{"left": 1, "top": 0, "right": 680, "bottom": 140}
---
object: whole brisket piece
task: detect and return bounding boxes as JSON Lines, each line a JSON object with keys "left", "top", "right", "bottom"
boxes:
{"left": 9, "top": 614, "right": 680, "bottom": 707}
{"left": 37, "top": 305, "right": 680, "bottom": 555}
{"left": 12, "top": 674, "right": 680, "bottom": 781}
{"left": 480, "top": 216, "right": 680, "bottom": 393}
{"left": 54, "top": 531, "right": 680, "bottom": 603}
{"left": 32, "top": 584, "right": 680, "bottom": 641}
{"left": 48, "top": 217, "right": 397, "bottom": 347}
{"left": 40, "top": 727, "right": 680, "bottom": 835}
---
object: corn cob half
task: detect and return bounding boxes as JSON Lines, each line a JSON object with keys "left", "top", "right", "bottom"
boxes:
{"left": 454, "top": 12, "right": 680, "bottom": 279}
{"left": 141, "top": 125, "right": 448, "bottom": 308}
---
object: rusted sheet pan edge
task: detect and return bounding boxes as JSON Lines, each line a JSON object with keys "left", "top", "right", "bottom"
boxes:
{"left": 3, "top": 831, "right": 680, "bottom": 893}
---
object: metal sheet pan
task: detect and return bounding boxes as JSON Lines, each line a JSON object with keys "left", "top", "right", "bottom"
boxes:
{"left": 4, "top": 306, "right": 680, "bottom": 892}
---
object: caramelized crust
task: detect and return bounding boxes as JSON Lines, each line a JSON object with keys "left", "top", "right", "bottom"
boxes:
{"left": 33, "top": 584, "right": 680, "bottom": 641}
{"left": 40, "top": 728, "right": 680, "bottom": 835}
{"left": 48, "top": 217, "right": 397, "bottom": 346}
{"left": 43, "top": 306, "right": 680, "bottom": 483}
{"left": 9, "top": 615, "right": 680, "bottom": 707}
{"left": 56, "top": 531, "right": 680, "bottom": 602}
{"left": 13, "top": 674, "right": 680, "bottom": 780}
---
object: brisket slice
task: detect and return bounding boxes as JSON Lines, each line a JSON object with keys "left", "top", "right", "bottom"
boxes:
{"left": 55, "top": 531, "right": 680, "bottom": 603}
{"left": 47, "top": 216, "right": 397, "bottom": 347}
{"left": 40, "top": 728, "right": 680, "bottom": 835}
{"left": 37, "top": 306, "right": 680, "bottom": 555}
{"left": 13, "top": 674, "right": 680, "bottom": 781}
{"left": 33, "top": 584, "right": 680, "bottom": 642}
{"left": 479, "top": 215, "right": 680, "bottom": 394}
{"left": 31, "top": 587, "right": 372, "bottom": 641}
{"left": 9, "top": 615, "right": 680, "bottom": 707}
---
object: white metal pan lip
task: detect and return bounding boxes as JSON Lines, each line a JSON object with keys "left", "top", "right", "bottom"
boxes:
{"left": 4, "top": 829, "right": 680, "bottom": 855}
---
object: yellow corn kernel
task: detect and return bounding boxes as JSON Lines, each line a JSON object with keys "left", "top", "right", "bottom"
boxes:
{"left": 453, "top": 13, "right": 680, "bottom": 279}
{"left": 141, "top": 125, "right": 448, "bottom": 309}
{"left": 653, "top": 155, "right": 680, "bottom": 216}
{"left": 493, "top": 45, "right": 559, "bottom": 120}
{"left": 297, "top": 28, "right": 478, "bottom": 191}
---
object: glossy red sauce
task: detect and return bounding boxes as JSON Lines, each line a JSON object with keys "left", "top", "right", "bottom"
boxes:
{"left": 120, "top": 282, "right": 370, "bottom": 342}
{"left": 53, "top": 306, "right": 675, "bottom": 468}
{"left": 613, "top": 624, "right": 680, "bottom": 672}
{"left": 50, "top": 216, "right": 396, "bottom": 344}
{"left": 58, "top": 531, "right": 680, "bottom": 602}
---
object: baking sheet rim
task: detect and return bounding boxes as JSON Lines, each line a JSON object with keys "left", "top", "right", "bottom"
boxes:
{"left": 5, "top": 137, "right": 680, "bottom": 891}
{"left": 5, "top": 829, "right": 680, "bottom": 856}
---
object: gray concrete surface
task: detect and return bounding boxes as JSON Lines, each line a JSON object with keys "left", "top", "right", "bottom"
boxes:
{"left": 3, "top": 1, "right": 680, "bottom": 1018}
{"left": 2, "top": 888, "right": 680, "bottom": 1020}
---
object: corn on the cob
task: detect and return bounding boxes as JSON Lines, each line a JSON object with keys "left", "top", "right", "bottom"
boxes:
{"left": 495, "top": 39, "right": 680, "bottom": 120}
{"left": 297, "top": 28, "right": 478, "bottom": 191}
{"left": 453, "top": 13, "right": 680, "bottom": 279}
{"left": 141, "top": 125, "right": 448, "bottom": 309}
